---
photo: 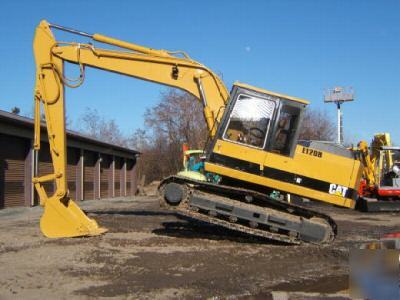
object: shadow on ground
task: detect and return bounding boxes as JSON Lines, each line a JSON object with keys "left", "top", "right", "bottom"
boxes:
{"left": 86, "top": 209, "right": 285, "bottom": 245}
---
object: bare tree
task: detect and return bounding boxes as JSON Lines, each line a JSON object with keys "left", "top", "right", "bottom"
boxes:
{"left": 77, "top": 107, "right": 127, "bottom": 147}
{"left": 11, "top": 107, "right": 20, "bottom": 115}
{"left": 130, "top": 89, "right": 207, "bottom": 183}
{"left": 144, "top": 89, "right": 207, "bottom": 149}
{"left": 299, "top": 108, "right": 335, "bottom": 141}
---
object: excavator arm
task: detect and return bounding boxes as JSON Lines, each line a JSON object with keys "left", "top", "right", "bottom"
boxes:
{"left": 358, "top": 133, "right": 393, "bottom": 190}
{"left": 33, "top": 20, "right": 228, "bottom": 237}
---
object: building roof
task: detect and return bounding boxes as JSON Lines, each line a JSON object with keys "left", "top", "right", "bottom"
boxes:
{"left": 0, "top": 109, "right": 140, "bottom": 156}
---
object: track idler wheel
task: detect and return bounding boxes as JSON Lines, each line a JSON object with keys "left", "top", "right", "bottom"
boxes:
{"left": 309, "top": 217, "right": 335, "bottom": 244}
{"left": 163, "top": 182, "right": 186, "bottom": 206}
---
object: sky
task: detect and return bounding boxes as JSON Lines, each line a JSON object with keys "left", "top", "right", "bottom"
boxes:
{"left": 0, "top": 0, "right": 399, "bottom": 144}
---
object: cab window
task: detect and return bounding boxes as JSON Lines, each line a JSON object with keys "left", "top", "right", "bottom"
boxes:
{"left": 223, "top": 94, "right": 275, "bottom": 148}
{"left": 270, "top": 105, "right": 301, "bottom": 156}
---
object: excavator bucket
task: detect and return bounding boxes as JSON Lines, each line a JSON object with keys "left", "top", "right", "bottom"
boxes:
{"left": 40, "top": 196, "right": 107, "bottom": 238}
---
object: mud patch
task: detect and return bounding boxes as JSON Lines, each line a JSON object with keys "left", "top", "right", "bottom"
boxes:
{"left": 72, "top": 242, "right": 348, "bottom": 298}
{"left": 272, "top": 274, "right": 348, "bottom": 293}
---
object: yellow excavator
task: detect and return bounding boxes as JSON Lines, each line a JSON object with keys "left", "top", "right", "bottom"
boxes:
{"left": 357, "top": 133, "right": 400, "bottom": 211}
{"left": 33, "top": 20, "right": 369, "bottom": 244}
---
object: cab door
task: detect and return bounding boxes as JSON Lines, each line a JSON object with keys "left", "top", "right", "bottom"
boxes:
{"left": 261, "top": 102, "right": 305, "bottom": 187}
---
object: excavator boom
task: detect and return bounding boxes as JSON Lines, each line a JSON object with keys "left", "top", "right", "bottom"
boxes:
{"left": 33, "top": 20, "right": 227, "bottom": 238}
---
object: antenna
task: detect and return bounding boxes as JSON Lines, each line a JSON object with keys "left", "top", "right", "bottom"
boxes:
{"left": 324, "top": 87, "right": 355, "bottom": 145}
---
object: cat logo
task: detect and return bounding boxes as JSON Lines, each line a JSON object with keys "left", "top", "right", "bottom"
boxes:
{"left": 329, "top": 184, "right": 348, "bottom": 197}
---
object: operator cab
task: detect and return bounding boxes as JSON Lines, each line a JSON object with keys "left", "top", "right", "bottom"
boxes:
{"left": 378, "top": 147, "right": 400, "bottom": 193}
{"left": 217, "top": 82, "right": 308, "bottom": 157}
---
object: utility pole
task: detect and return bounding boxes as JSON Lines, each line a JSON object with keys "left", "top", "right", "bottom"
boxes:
{"left": 336, "top": 101, "right": 343, "bottom": 145}
{"left": 324, "top": 87, "right": 354, "bottom": 145}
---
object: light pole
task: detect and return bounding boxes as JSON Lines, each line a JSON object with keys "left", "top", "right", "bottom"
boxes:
{"left": 324, "top": 87, "right": 354, "bottom": 145}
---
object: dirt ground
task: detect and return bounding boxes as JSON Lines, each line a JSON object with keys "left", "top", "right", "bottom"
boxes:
{"left": 0, "top": 196, "right": 399, "bottom": 299}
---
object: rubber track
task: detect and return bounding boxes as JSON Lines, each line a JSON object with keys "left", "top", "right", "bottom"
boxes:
{"left": 159, "top": 176, "right": 337, "bottom": 244}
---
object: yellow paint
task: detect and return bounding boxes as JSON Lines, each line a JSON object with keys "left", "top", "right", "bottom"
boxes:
{"left": 207, "top": 139, "right": 360, "bottom": 208}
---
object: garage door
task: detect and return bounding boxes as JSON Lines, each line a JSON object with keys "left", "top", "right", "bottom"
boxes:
{"left": 38, "top": 142, "right": 55, "bottom": 199}
{"left": 84, "top": 151, "right": 96, "bottom": 200}
{"left": 126, "top": 159, "right": 134, "bottom": 196}
{"left": 100, "top": 154, "right": 111, "bottom": 199}
{"left": 114, "top": 157, "right": 122, "bottom": 197}
{"left": 0, "top": 134, "right": 28, "bottom": 208}
{"left": 67, "top": 147, "right": 79, "bottom": 200}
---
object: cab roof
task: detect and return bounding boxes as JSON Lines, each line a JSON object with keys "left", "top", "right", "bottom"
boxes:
{"left": 234, "top": 82, "right": 310, "bottom": 105}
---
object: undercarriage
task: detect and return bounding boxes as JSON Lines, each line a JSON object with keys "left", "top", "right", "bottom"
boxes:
{"left": 159, "top": 176, "right": 337, "bottom": 244}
